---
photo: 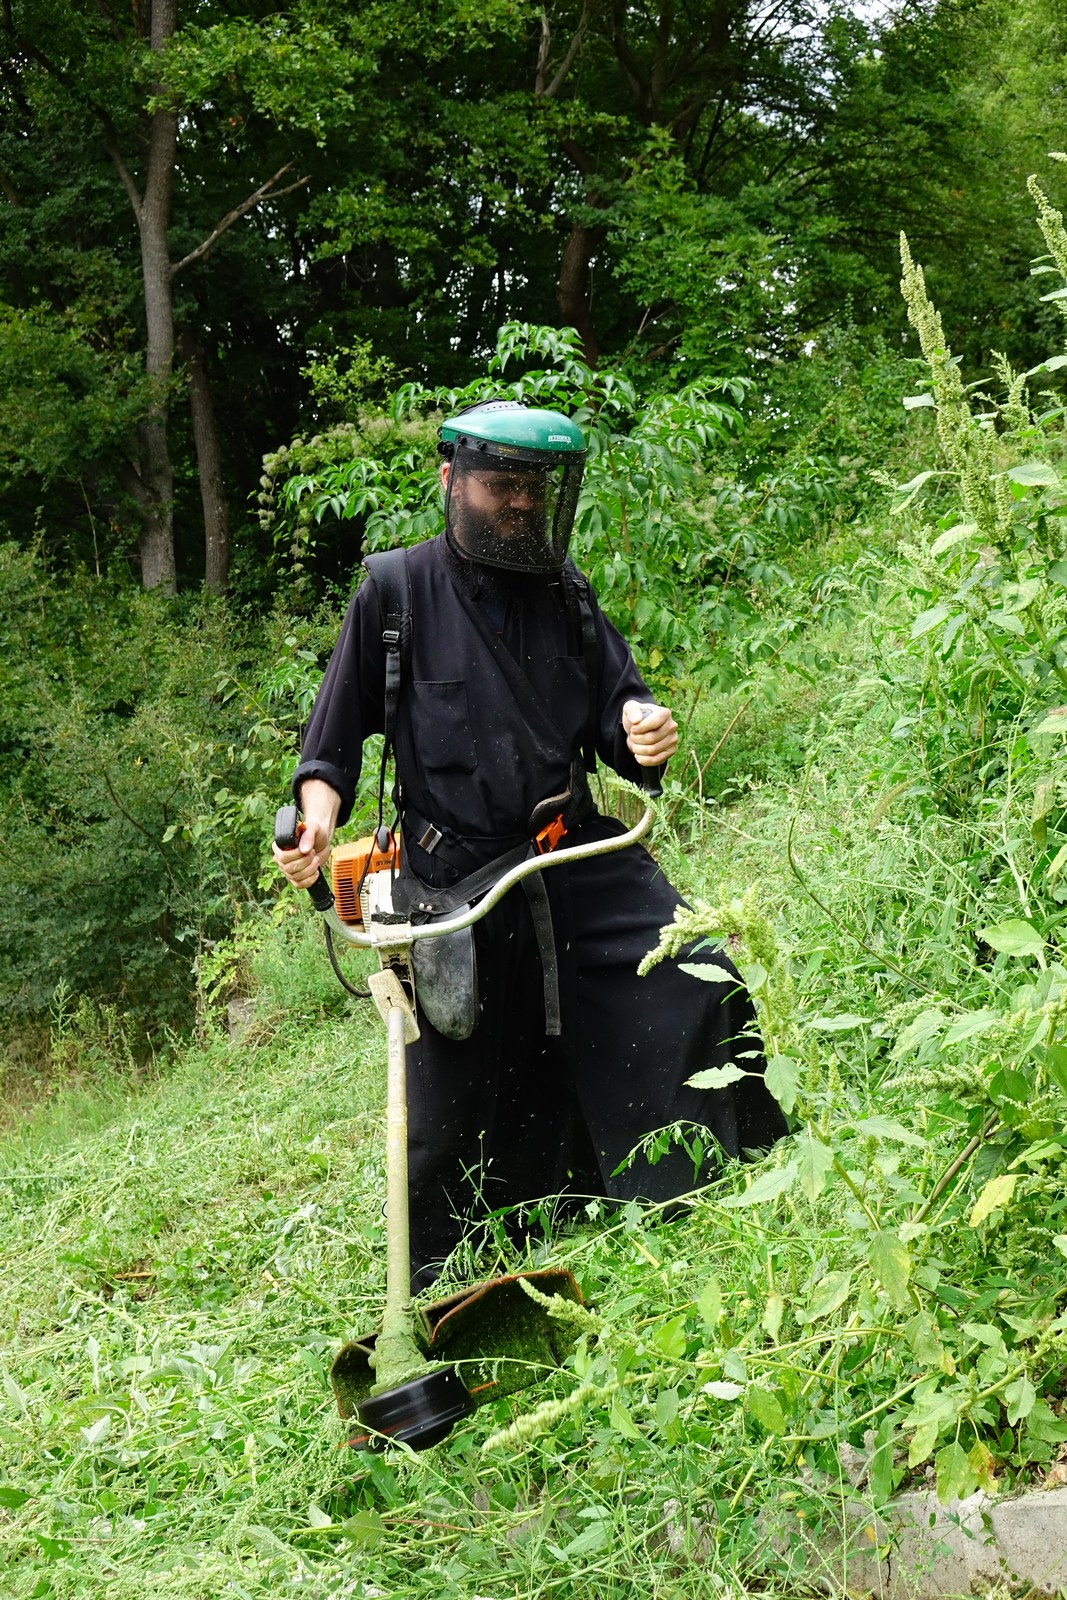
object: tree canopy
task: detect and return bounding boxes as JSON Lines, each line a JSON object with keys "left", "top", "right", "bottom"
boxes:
{"left": 0, "top": 0, "right": 1064, "bottom": 587}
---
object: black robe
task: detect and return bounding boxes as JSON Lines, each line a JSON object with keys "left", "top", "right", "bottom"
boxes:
{"left": 294, "top": 536, "right": 786, "bottom": 1286}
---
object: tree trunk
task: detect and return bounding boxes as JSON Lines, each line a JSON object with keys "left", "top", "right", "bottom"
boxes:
{"left": 180, "top": 329, "right": 230, "bottom": 593}
{"left": 136, "top": 0, "right": 179, "bottom": 593}
{"left": 557, "top": 219, "right": 608, "bottom": 367}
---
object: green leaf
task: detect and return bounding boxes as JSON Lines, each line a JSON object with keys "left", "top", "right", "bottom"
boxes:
{"left": 608, "top": 1395, "right": 645, "bottom": 1441}
{"left": 798, "top": 1270, "right": 852, "bottom": 1323}
{"left": 903, "top": 393, "right": 936, "bottom": 409}
{"left": 0, "top": 1486, "right": 29, "bottom": 1510}
{"left": 895, "top": 469, "right": 942, "bottom": 493}
{"left": 1030, "top": 708, "right": 1067, "bottom": 738}
{"left": 908, "top": 1417, "right": 941, "bottom": 1468}
{"left": 1005, "top": 1373, "right": 1036, "bottom": 1426}
{"left": 978, "top": 919, "right": 1045, "bottom": 957}
{"left": 796, "top": 1133, "right": 834, "bottom": 1203}
{"left": 869, "top": 1231, "right": 912, "bottom": 1309}
{"left": 1046, "top": 1044, "right": 1067, "bottom": 1093}
{"left": 930, "top": 522, "right": 977, "bottom": 556}
{"left": 969, "top": 1173, "right": 1017, "bottom": 1226}
{"left": 808, "top": 1013, "right": 867, "bottom": 1032}
{"left": 653, "top": 1315, "right": 688, "bottom": 1360}
{"left": 677, "top": 960, "right": 738, "bottom": 985}
{"left": 655, "top": 1387, "right": 680, "bottom": 1430}
{"left": 911, "top": 602, "right": 952, "bottom": 639}
{"left": 80, "top": 1414, "right": 112, "bottom": 1448}
{"left": 935, "top": 1441, "right": 977, "bottom": 1504}
{"left": 685, "top": 1063, "right": 747, "bottom": 1090}
{"left": 892, "top": 1007, "right": 948, "bottom": 1058}
{"left": 847, "top": 1115, "right": 925, "bottom": 1146}
{"left": 702, "top": 1380, "right": 743, "bottom": 1400}
{"left": 697, "top": 1275, "right": 722, "bottom": 1330}
{"left": 720, "top": 1160, "right": 798, "bottom": 1209}
{"left": 3, "top": 1374, "right": 29, "bottom": 1418}
{"left": 307, "top": 1503, "right": 332, "bottom": 1529}
{"left": 989, "top": 1067, "right": 1031, "bottom": 1106}
{"left": 33, "top": 1533, "right": 72, "bottom": 1561}
{"left": 869, "top": 1419, "right": 898, "bottom": 1504}
{"left": 562, "top": 1519, "right": 609, "bottom": 1558}
{"left": 342, "top": 1510, "right": 385, "bottom": 1546}
{"left": 746, "top": 1386, "right": 785, "bottom": 1433}
{"left": 942, "top": 1010, "right": 998, "bottom": 1046}
{"left": 904, "top": 1311, "right": 951, "bottom": 1372}
{"left": 1006, "top": 461, "right": 1061, "bottom": 487}
{"left": 764, "top": 1054, "right": 799, "bottom": 1115}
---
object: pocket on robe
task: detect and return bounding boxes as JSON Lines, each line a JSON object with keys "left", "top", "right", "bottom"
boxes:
{"left": 411, "top": 680, "right": 478, "bottom": 773}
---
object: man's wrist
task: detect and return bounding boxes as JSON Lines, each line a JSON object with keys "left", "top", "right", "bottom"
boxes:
{"left": 295, "top": 777, "right": 342, "bottom": 832}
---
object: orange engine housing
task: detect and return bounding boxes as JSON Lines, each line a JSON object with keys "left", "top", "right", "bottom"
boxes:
{"left": 329, "top": 832, "right": 401, "bottom": 926}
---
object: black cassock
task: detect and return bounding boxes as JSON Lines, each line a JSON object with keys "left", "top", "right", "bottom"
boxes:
{"left": 294, "top": 535, "right": 786, "bottom": 1286}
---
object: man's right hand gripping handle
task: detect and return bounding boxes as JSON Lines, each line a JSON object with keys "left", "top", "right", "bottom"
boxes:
{"left": 273, "top": 805, "right": 335, "bottom": 913}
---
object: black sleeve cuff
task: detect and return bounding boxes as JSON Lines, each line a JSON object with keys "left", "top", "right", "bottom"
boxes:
{"left": 291, "top": 761, "right": 355, "bottom": 828}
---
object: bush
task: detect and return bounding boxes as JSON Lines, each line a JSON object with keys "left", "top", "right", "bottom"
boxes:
{"left": 0, "top": 546, "right": 338, "bottom": 1055}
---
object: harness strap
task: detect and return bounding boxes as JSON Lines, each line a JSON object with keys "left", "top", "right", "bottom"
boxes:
{"left": 364, "top": 548, "right": 413, "bottom": 831}
{"left": 521, "top": 874, "right": 561, "bottom": 1035}
{"left": 562, "top": 562, "right": 600, "bottom": 775}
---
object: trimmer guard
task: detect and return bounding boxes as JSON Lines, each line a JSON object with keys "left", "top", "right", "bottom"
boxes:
{"left": 330, "top": 1268, "right": 584, "bottom": 1419}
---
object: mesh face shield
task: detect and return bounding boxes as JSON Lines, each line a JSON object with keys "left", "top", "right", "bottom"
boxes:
{"left": 444, "top": 445, "right": 585, "bottom": 574}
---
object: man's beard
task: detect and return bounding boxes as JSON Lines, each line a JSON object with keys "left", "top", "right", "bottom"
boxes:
{"left": 448, "top": 497, "right": 550, "bottom": 572}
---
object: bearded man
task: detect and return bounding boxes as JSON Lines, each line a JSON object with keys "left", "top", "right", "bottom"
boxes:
{"left": 274, "top": 400, "right": 786, "bottom": 1287}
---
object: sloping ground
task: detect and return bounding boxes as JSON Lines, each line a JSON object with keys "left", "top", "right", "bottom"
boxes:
{"left": 2, "top": 589, "right": 1066, "bottom": 1600}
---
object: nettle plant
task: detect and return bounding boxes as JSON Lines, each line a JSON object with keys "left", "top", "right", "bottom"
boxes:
{"left": 276, "top": 322, "right": 756, "bottom": 678}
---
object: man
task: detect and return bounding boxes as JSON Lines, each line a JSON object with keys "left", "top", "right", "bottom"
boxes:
{"left": 274, "top": 399, "right": 785, "bottom": 1288}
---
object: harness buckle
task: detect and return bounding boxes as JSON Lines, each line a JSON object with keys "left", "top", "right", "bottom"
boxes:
{"left": 534, "top": 813, "right": 567, "bottom": 855}
{"left": 382, "top": 626, "right": 401, "bottom": 651}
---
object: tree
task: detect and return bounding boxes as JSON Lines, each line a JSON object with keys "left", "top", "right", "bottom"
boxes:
{"left": 0, "top": 0, "right": 341, "bottom": 589}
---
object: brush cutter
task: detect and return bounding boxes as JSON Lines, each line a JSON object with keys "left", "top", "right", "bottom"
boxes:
{"left": 274, "top": 780, "right": 656, "bottom": 1452}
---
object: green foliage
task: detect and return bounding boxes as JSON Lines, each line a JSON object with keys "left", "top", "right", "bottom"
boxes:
{"left": 272, "top": 321, "right": 758, "bottom": 679}
{"left": 0, "top": 544, "right": 339, "bottom": 1046}
{"left": 0, "top": 303, "right": 151, "bottom": 488}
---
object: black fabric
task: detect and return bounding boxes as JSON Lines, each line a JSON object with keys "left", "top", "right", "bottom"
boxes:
{"left": 293, "top": 536, "right": 648, "bottom": 871}
{"left": 405, "top": 818, "right": 786, "bottom": 1290}
{"left": 292, "top": 532, "right": 788, "bottom": 1289}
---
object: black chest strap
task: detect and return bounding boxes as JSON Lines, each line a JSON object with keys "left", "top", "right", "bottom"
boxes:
{"left": 559, "top": 562, "right": 600, "bottom": 775}
{"left": 363, "top": 547, "right": 412, "bottom": 832}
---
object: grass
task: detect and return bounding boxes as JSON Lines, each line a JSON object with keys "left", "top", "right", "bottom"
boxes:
{"left": 3, "top": 567, "right": 1067, "bottom": 1598}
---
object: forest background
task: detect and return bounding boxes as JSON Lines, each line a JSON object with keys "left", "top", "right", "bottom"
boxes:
{"left": 4, "top": 0, "right": 1067, "bottom": 1596}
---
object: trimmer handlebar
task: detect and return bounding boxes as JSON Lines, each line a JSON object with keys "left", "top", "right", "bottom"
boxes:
{"left": 274, "top": 761, "right": 662, "bottom": 947}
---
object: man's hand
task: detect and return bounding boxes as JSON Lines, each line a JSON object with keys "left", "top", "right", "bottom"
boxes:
{"left": 272, "top": 778, "right": 341, "bottom": 889}
{"left": 622, "top": 700, "right": 678, "bottom": 766}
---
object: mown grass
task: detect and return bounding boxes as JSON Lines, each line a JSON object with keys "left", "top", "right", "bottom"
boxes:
{"left": 3, "top": 569, "right": 1066, "bottom": 1599}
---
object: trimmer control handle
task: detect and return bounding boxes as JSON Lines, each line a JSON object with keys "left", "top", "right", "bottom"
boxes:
{"left": 274, "top": 804, "right": 336, "bottom": 914}
{"left": 641, "top": 763, "right": 664, "bottom": 799}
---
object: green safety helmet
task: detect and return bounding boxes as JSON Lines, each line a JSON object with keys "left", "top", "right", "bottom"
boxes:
{"left": 438, "top": 400, "right": 586, "bottom": 574}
